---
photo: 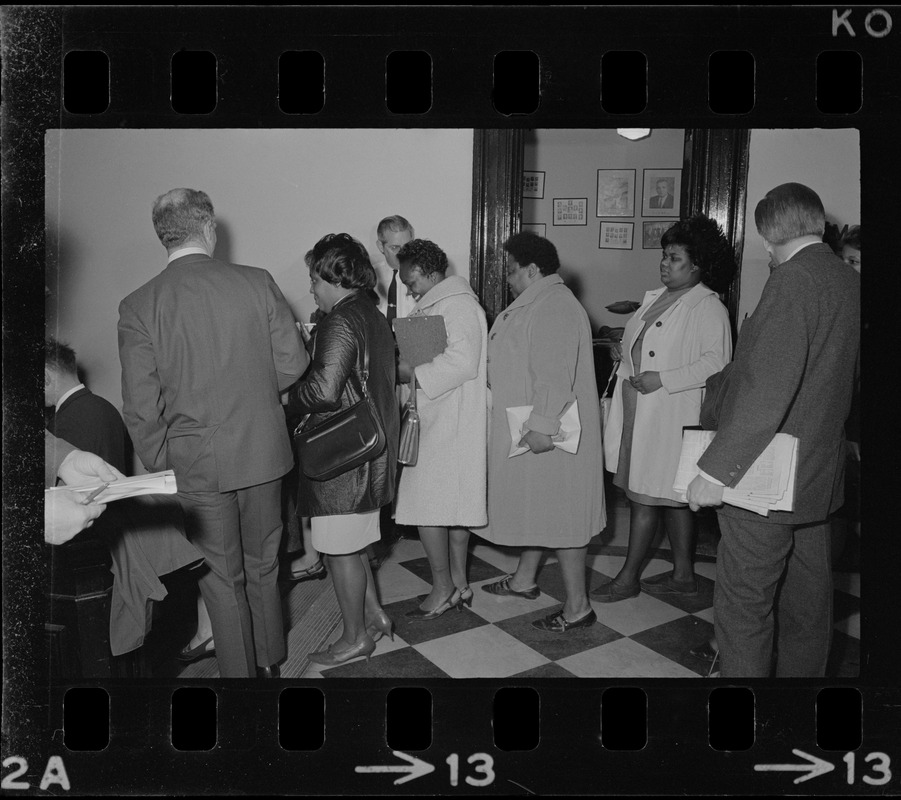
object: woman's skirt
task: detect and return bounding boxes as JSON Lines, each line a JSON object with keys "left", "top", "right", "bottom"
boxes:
{"left": 612, "top": 379, "right": 685, "bottom": 508}
{"left": 311, "top": 509, "right": 380, "bottom": 555}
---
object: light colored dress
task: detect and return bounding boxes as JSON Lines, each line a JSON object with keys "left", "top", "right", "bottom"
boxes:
{"left": 481, "top": 274, "right": 605, "bottom": 549}
{"left": 395, "top": 275, "right": 489, "bottom": 528}
{"left": 311, "top": 511, "right": 380, "bottom": 555}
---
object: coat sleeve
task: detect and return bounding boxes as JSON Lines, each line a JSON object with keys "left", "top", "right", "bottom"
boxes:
{"left": 525, "top": 292, "right": 581, "bottom": 435}
{"left": 45, "top": 431, "right": 75, "bottom": 487}
{"left": 697, "top": 267, "right": 812, "bottom": 485}
{"left": 118, "top": 297, "right": 169, "bottom": 473}
{"left": 284, "top": 311, "right": 357, "bottom": 415}
{"left": 659, "top": 297, "right": 732, "bottom": 394}
{"left": 266, "top": 271, "right": 309, "bottom": 390}
{"left": 415, "top": 296, "right": 483, "bottom": 400}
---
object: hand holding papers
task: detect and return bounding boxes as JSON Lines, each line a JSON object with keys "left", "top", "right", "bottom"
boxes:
{"left": 506, "top": 401, "right": 581, "bottom": 457}
{"left": 673, "top": 430, "right": 798, "bottom": 516}
{"left": 46, "top": 470, "right": 178, "bottom": 505}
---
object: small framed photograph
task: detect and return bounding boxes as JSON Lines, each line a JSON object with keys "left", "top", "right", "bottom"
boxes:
{"left": 642, "top": 219, "right": 675, "bottom": 249}
{"left": 596, "top": 169, "right": 635, "bottom": 217}
{"left": 642, "top": 168, "right": 682, "bottom": 217}
{"left": 522, "top": 222, "right": 547, "bottom": 237}
{"left": 599, "top": 221, "right": 634, "bottom": 250}
{"left": 523, "top": 171, "right": 546, "bottom": 199}
{"left": 553, "top": 198, "right": 588, "bottom": 226}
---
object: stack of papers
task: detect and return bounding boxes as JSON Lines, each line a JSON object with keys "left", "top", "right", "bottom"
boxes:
{"left": 46, "top": 470, "right": 178, "bottom": 504}
{"left": 672, "top": 430, "right": 798, "bottom": 516}
{"left": 506, "top": 402, "right": 581, "bottom": 458}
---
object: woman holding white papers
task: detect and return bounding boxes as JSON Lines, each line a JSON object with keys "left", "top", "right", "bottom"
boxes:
{"left": 596, "top": 216, "right": 733, "bottom": 603}
{"left": 394, "top": 239, "right": 489, "bottom": 620}
{"left": 480, "top": 233, "right": 604, "bottom": 634}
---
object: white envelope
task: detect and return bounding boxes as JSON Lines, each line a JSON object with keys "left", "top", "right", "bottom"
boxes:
{"left": 506, "top": 401, "right": 581, "bottom": 457}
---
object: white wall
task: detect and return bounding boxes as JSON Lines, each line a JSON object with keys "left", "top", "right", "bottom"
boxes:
{"left": 739, "top": 129, "right": 860, "bottom": 325}
{"left": 45, "top": 128, "right": 474, "bottom": 411}
{"left": 524, "top": 128, "right": 686, "bottom": 332}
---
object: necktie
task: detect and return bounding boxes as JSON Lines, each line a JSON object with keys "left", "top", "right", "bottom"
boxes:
{"left": 387, "top": 270, "right": 398, "bottom": 324}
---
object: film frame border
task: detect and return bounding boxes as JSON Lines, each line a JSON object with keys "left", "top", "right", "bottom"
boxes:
{"left": 2, "top": 4, "right": 899, "bottom": 796}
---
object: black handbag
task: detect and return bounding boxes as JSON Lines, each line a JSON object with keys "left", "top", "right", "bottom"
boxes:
{"left": 293, "top": 331, "right": 387, "bottom": 481}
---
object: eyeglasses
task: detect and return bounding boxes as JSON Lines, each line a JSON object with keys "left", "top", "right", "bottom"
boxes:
{"left": 380, "top": 242, "right": 405, "bottom": 254}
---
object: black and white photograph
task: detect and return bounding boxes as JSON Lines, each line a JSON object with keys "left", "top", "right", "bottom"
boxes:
{"left": 2, "top": 4, "right": 894, "bottom": 797}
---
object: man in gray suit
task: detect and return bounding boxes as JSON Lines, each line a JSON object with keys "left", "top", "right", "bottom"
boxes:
{"left": 687, "top": 183, "right": 860, "bottom": 677}
{"left": 119, "top": 189, "right": 308, "bottom": 677}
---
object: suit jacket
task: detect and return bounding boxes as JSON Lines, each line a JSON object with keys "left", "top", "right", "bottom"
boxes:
{"left": 649, "top": 194, "right": 674, "bottom": 209}
{"left": 51, "top": 387, "right": 129, "bottom": 474}
{"left": 697, "top": 242, "right": 860, "bottom": 524}
{"left": 118, "top": 253, "right": 308, "bottom": 493}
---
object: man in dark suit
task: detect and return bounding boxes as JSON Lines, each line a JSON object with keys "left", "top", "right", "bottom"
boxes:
{"left": 687, "top": 183, "right": 860, "bottom": 678}
{"left": 648, "top": 178, "right": 674, "bottom": 209}
{"left": 118, "top": 188, "right": 309, "bottom": 678}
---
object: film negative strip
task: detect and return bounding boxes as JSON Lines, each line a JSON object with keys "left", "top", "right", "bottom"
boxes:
{"left": 2, "top": 4, "right": 899, "bottom": 796}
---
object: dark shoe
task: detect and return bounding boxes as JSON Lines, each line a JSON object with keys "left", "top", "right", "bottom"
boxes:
{"left": 406, "top": 588, "right": 460, "bottom": 621}
{"left": 690, "top": 640, "right": 719, "bottom": 663}
{"left": 531, "top": 608, "right": 597, "bottom": 633}
{"left": 256, "top": 663, "right": 281, "bottom": 679}
{"left": 176, "top": 636, "right": 215, "bottom": 662}
{"left": 288, "top": 559, "right": 326, "bottom": 582}
{"left": 640, "top": 570, "right": 698, "bottom": 596}
{"left": 481, "top": 575, "right": 540, "bottom": 600}
{"left": 589, "top": 579, "right": 640, "bottom": 603}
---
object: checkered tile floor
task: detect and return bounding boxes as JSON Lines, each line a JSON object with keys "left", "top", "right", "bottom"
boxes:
{"left": 301, "top": 505, "right": 860, "bottom": 679}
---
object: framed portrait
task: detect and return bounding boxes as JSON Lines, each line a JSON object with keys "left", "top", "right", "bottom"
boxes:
{"left": 522, "top": 222, "right": 547, "bottom": 237}
{"left": 552, "top": 198, "right": 588, "bottom": 226}
{"left": 523, "top": 171, "right": 546, "bottom": 199}
{"left": 596, "top": 169, "right": 635, "bottom": 217}
{"left": 642, "top": 219, "right": 676, "bottom": 249}
{"left": 642, "top": 168, "right": 682, "bottom": 216}
{"left": 599, "top": 221, "right": 634, "bottom": 250}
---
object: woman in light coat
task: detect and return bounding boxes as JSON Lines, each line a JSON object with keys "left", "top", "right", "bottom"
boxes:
{"left": 394, "top": 239, "right": 488, "bottom": 619}
{"left": 595, "top": 216, "right": 733, "bottom": 603}
{"left": 480, "top": 232, "right": 605, "bottom": 634}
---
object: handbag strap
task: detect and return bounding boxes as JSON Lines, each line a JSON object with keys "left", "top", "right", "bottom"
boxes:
{"left": 603, "top": 360, "right": 621, "bottom": 398}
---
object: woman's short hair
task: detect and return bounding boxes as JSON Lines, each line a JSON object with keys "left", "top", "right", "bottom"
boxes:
{"left": 151, "top": 188, "right": 214, "bottom": 249}
{"left": 754, "top": 182, "right": 825, "bottom": 245}
{"left": 660, "top": 215, "right": 736, "bottom": 292}
{"left": 841, "top": 224, "right": 861, "bottom": 251}
{"left": 305, "top": 233, "right": 377, "bottom": 291}
{"left": 503, "top": 231, "right": 560, "bottom": 275}
{"left": 396, "top": 239, "right": 448, "bottom": 277}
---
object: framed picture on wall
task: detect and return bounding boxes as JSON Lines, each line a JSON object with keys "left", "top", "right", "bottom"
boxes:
{"left": 596, "top": 169, "right": 635, "bottom": 217}
{"left": 523, "top": 171, "right": 546, "bottom": 199}
{"left": 522, "top": 222, "right": 547, "bottom": 237}
{"left": 599, "top": 221, "right": 634, "bottom": 250}
{"left": 642, "top": 219, "right": 676, "bottom": 249}
{"left": 553, "top": 198, "right": 588, "bottom": 226}
{"left": 642, "top": 168, "right": 682, "bottom": 217}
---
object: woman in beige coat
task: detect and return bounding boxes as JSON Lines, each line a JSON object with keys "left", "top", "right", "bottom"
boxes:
{"left": 395, "top": 239, "right": 488, "bottom": 619}
{"left": 595, "top": 216, "right": 732, "bottom": 603}
{"left": 480, "top": 233, "right": 605, "bottom": 634}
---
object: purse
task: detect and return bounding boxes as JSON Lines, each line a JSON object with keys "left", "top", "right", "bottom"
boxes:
{"left": 397, "top": 377, "right": 421, "bottom": 467}
{"left": 600, "top": 360, "right": 621, "bottom": 432}
{"left": 293, "top": 331, "right": 387, "bottom": 481}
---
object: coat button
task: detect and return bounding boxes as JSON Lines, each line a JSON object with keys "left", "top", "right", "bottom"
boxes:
{"left": 503, "top": 313, "right": 509, "bottom": 320}
{"left": 490, "top": 333, "right": 496, "bottom": 340}
{"left": 648, "top": 351, "right": 655, "bottom": 357}
{"left": 655, "top": 321, "right": 662, "bottom": 327}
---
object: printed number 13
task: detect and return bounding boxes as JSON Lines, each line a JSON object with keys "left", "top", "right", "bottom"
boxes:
{"left": 446, "top": 753, "right": 495, "bottom": 787}
{"left": 843, "top": 752, "right": 892, "bottom": 785}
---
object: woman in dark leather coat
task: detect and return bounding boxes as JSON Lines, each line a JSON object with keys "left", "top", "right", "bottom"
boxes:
{"left": 285, "top": 233, "right": 399, "bottom": 666}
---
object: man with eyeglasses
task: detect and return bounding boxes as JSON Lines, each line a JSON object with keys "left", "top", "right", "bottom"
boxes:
{"left": 375, "top": 215, "right": 416, "bottom": 323}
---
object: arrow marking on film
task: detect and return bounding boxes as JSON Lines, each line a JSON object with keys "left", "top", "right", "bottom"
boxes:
{"left": 754, "top": 749, "right": 835, "bottom": 784}
{"left": 356, "top": 751, "right": 436, "bottom": 785}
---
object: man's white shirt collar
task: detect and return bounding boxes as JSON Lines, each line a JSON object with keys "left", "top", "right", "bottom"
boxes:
{"left": 167, "top": 246, "right": 209, "bottom": 264}
{"left": 56, "top": 383, "right": 85, "bottom": 412}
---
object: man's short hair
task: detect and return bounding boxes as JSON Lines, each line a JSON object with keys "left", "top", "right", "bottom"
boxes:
{"left": 152, "top": 188, "right": 215, "bottom": 249}
{"left": 377, "top": 215, "right": 414, "bottom": 241}
{"left": 754, "top": 182, "right": 825, "bottom": 245}
{"left": 45, "top": 336, "right": 78, "bottom": 376}
{"left": 503, "top": 231, "right": 560, "bottom": 276}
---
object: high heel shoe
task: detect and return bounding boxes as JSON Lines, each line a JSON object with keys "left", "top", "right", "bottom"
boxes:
{"left": 456, "top": 586, "right": 473, "bottom": 608}
{"left": 308, "top": 636, "right": 376, "bottom": 667}
{"left": 406, "top": 587, "right": 470, "bottom": 621}
{"left": 176, "top": 636, "right": 215, "bottom": 663}
{"left": 366, "top": 609, "right": 395, "bottom": 643}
